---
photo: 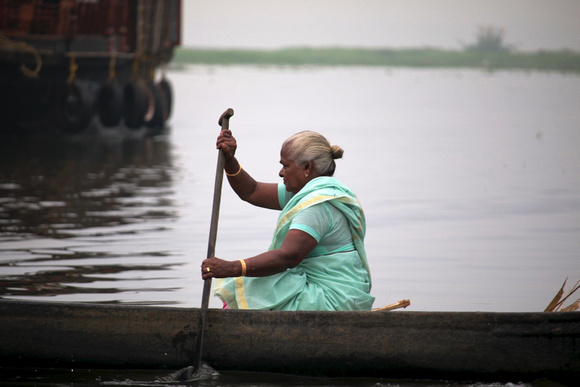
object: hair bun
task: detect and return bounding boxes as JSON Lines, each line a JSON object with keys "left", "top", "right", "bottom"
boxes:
{"left": 330, "top": 145, "right": 344, "bottom": 159}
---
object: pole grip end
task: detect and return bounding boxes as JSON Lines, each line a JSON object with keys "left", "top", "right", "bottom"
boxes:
{"left": 218, "top": 108, "right": 234, "bottom": 127}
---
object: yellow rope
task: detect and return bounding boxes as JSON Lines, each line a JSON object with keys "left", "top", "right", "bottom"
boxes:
{"left": 0, "top": 34, "right": 42, "bottom": 79}
{"left": 131, "top": 55, "right": 140, "bottom": 80}
{"left": 67, "top": 54, "right": 78, "bottom": 86}
{"left": 108, "top": 55, "right": 117, "bottom": 82}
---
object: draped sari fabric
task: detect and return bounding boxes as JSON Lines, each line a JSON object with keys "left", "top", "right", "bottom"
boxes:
{"left": 214, "top": 177, "right": 374, "bottom": 311}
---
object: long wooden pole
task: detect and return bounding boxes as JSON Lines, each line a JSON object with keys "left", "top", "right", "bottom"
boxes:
{"left": 192, "top": 108, "right": 234, "bottom": 370}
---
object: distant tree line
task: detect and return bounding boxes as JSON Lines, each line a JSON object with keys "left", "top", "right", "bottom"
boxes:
{"left": 465, "top": 25, "right": 512, "bottom": 52}
{"left": 172, "top": 26, "right": 580, "bottom": 74}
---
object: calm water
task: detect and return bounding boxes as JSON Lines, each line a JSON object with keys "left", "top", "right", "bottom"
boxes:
{"left": 0, "top": 66, "right": 579, "bottom": 385}
{"left": 2, "top": 65, "right": 579, "bottom": 312}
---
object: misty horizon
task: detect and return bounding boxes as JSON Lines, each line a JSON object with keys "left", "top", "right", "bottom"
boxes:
{"left": 182, "top": 0, "right": 580, "bottom": 52}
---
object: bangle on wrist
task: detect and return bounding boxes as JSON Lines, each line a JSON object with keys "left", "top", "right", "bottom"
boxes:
{"left": 226, "top": 163, "right": 242, "bottom": 177}
{"left": 239, "top": 259, "right": 247, "bottom": 276}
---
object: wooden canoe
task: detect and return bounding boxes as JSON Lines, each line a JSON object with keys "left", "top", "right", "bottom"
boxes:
{"left": 0, "top": 299, "right": 578, "bottom": 384}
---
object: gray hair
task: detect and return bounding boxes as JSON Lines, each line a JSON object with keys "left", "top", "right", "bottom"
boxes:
{"left": 282, "top": 131, "right": 344, "bottom": 176}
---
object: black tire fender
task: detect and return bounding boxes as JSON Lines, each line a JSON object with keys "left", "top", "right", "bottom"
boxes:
{"left": 145, "top": 81, "right": 164, "bottom": 128}
{"left": 123, "top": 80, "right": 148, "bottom": 129}
{"left": 53, "top": 81, "right": 93, "bottom": 134}
{"left": 157, "top": 78, "right": 173, "bottom": 122}
{"left": 97, "top": 82, "right": 123, "bottom": 127}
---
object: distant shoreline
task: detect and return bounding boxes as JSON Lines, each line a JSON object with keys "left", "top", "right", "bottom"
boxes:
{"left": 173, "top": 47, "right": 580, "bottom": 74}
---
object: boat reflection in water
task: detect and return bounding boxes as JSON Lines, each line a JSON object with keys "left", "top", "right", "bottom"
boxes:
{"left": 0, "top": 133, "right": 183, "bottom": 305}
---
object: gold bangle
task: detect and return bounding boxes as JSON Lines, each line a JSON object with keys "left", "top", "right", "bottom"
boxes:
{"left": 225, "top": 163, "right": 242, "bottom": 177}
{"left": 239, "top": 259, "right": 247, "bottom": 276}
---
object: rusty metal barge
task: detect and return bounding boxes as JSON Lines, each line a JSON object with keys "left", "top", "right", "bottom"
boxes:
{"left": 0, "top": 0, "right": 180, "bottom": 134}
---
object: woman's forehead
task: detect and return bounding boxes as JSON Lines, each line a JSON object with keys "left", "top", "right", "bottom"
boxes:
{"left": 279, "top": 149, "right": 295, "bottom": 165}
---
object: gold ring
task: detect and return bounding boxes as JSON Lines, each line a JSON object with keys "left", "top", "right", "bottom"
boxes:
{"left": 206, "top": 267, "right": 210, "bottom": 273}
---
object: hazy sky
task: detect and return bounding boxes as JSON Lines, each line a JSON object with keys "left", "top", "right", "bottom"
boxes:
{"left": 182, "top": 0, "right": 580, "bottom": 51}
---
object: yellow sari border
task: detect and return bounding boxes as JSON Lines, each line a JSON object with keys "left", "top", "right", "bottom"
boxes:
{"left": 275, "top": 194, "right": 335, "bottom": 235}
{"left": 234, "top": 276, "right": 249, "bottom": 309}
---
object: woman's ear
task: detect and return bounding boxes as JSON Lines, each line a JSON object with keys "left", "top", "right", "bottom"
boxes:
{"left": 304, "top": 161, "right": 313, "bottom": 177}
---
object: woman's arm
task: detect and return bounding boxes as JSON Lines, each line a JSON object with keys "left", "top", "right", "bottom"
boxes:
{"left": 201, "top": 229, "right": 317, "bottom": 279}
{"left": 218, "top": 129, "right": 280, "bottom": 210}
{"left": 224, "top": 157, "right": 280, "bottom": 210}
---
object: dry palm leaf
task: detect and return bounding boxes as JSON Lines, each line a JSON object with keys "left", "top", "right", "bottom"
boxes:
{"left": 545, "top": 278, "right": 580, "bottom": 312}
{"left": 560, "top": 301, "right": 579, "bottom": 312}
{"left": 544, "top": 279, "right": 567, "bottom": 312}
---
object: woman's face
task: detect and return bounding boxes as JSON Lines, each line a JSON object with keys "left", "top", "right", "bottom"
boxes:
{"left": 279, "top": 146, "right": 308, "bottom": 194}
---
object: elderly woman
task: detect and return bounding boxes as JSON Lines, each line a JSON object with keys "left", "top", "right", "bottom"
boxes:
{"left": 201, "top": 130, "right": 374, "bottom": 311}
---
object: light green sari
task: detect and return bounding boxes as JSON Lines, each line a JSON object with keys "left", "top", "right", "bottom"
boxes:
{"left": 213, "top": 177, "right": 374, "bottom": 311}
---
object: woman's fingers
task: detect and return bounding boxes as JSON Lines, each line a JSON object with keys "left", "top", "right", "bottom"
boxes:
{"left": 201, "top": 257, "right": 235, "bottom": 279}
{"left": 201, "top": 262, "right": 212, "bottom": 279}
{"left": 216, "top": 130, "right": 237, "bottom": 158}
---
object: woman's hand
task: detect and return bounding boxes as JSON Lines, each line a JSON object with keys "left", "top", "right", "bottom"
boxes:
{"left": 216, "top": 129, "right": 237, "bottom": 161}
{"left": 201, "top": 257, "right": 240, "bottom": 279}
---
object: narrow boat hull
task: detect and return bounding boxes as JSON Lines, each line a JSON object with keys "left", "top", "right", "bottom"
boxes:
{"left": 0, "top": 300, "right": 578, "bottom": 383}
